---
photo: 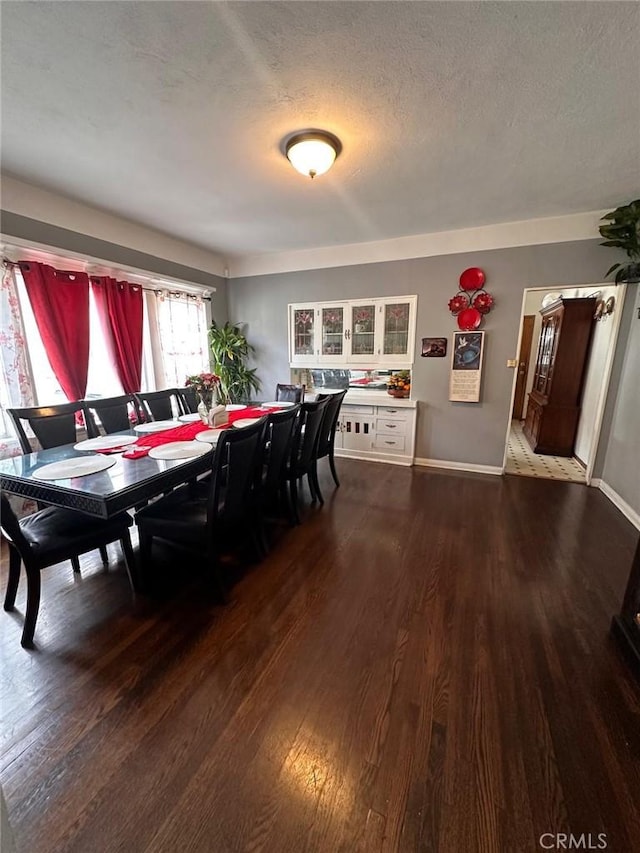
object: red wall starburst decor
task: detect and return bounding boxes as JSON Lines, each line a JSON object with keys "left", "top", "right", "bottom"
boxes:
{"left": 448, "top": 268, "right": 494, "bottom": 330}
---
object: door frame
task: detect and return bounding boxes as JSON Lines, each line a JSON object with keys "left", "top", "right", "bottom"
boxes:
{"left": 501, "top": 283, "right": 627, "bottom": 484}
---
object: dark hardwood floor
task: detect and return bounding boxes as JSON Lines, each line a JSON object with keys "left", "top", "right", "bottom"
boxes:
{"left": 1, "top": 461, "right": 639, "bottom": 853}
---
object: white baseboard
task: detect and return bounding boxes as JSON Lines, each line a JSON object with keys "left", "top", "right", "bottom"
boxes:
{"left": 592, "top": 479, "right": 640, "bottom": 530}
{"left": 334, "top": 449, "right": 413, "bottom": 467}
{"left": 413, "top": 457, "right": 503, "bottom": 476}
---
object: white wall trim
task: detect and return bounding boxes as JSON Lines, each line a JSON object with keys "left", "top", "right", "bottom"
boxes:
{"left": 592, "top": 478, "right": 640, "bottom": 531}
{"left": 414, "top": 457, "right": 503, "bottom": 476}
{"left": 1, "top": 174, "right": 227, "bottom": 277}
{"left": 0, "top": 238, "right": 216, "bottom": 295}
{"left": 228, "top": 209, "right": 606, "bottom": 278}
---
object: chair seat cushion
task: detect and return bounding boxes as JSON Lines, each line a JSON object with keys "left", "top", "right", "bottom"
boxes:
{"left": 135, "top": 485, "right": 209, "bottom": 545}
{"left": 19, "top": 506, "right": 132, "bottom": 558}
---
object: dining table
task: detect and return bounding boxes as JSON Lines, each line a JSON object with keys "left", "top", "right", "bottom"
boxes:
{"left": 0, "top": 404, "right": 283, "bottom": 520}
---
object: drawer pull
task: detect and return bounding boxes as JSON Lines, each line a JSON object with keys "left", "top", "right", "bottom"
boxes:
{"left": 384, "top": 440, "right": 396, "bottom": 445}
{"left": 384, "top": 423, "right": 397, "bottom": 429}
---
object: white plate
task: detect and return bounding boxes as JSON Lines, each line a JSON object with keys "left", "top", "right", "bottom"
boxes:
{"left": 33, "top": 456, "right": 117, "bottom": 481}
{"left": 232, "top": 418, "right": 262, "bottom": 429}
{"left": 226, "top": 404, "right": 247, "bottom": 412}
{"left": 134, "top": 420, "right": 180, "bottom": 434}
{"left": 148, "top": 441, "right": 211, "bottom": 460}
{"left": 73, "top": 434, "right": 138, "bottom": 451}
{"left": 177, "top": 413, "right": 202, "bottom": 423}
{"left": 194, "top": 429, "right": 224, "bottom": 444}
{"left": 261, "top": 401, "right": 294, "bottom": 408}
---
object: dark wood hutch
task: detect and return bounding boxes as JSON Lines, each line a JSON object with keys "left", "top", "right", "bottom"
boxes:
{"left": 523, "top": 296, "right": 595, "bottom": 456}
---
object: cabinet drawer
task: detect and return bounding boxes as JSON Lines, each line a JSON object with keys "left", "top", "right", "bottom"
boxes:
{"left": 376, "top": 406, "right": 409, "bottom": 420}
{"left": 375, "top": 417, "right": 408, "bottom": 436}
{"left": 342, "top": 404, "right": 374, "bottom": 415}
{"left": 373, "top": 434, "right": 406, "bottom": 453}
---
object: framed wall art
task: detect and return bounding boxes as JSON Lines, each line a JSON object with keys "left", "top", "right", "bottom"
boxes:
{"left": 449, "top": 331, "right": 485, "bottom": 402}
{"left": 421, "top": 337, "right": 447, "bottom": 357}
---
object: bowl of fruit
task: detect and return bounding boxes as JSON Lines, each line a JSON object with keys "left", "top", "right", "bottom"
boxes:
{"left": 387, "top": 371, "right": 411, "bottom": 398}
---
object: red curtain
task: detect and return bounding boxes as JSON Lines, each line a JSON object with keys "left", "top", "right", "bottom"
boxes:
{"left": 19, "top": 262, "right": 89, "bottom": 401}
{"left": 90, "top": 276, "right": 143, "bottom": 394}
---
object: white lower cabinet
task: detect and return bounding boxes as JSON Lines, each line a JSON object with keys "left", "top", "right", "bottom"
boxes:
{"left": 335, "top": 401, "right": 417, "bottom": 466}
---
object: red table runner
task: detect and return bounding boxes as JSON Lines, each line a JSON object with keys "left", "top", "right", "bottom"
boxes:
{"left": 116, "top": 405, "right": 280, "bottom": 459}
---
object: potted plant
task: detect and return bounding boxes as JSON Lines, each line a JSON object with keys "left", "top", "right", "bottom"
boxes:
{"left": 599, "top": 199, "right": 640, "bottom": 284}
{"left": 208, "top": 320, "right": 261, "bottom": 404}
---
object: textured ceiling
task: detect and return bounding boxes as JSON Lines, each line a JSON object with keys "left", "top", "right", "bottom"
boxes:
{"left": 2, "top": 1, "right": 639, "bottom": 259}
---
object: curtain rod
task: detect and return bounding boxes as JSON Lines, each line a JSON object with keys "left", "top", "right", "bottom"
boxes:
{"left": 2, "top": 258, "right": 211, "bottom": 301}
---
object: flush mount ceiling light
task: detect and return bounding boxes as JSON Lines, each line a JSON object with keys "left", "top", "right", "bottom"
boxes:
{"left": 285, "top": 131, "right": 342, "bottom": 179}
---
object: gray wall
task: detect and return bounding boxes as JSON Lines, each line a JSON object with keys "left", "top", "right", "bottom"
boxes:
{"left": 229, "top": 239, "right": 631, "bottom": 470}
{"left": 0, "top": 210, "right": 229, "bottom": 322}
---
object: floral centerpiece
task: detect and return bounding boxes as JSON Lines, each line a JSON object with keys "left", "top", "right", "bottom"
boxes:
{"left": 387, "top": 370, "right": 411, "bottom": 398}
{"left": 185, "top": 372, "right": 221, "bottom": 421}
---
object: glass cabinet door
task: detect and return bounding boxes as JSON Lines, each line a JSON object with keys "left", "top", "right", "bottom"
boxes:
{"left": 290, "top": 305, "right": 317, "bottom": 364}
{"left": 320, "top": 305, "right": 346, "bottom": 360}
{"left": 349, "top": 302, "right": 377, "bottom": 362}
{"left": 379, "top": 298, "right": 416, "bottom": 362}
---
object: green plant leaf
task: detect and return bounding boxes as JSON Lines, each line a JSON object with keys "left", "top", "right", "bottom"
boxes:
{"left": 604, "top": 263, "right": 621, "bottom": 277}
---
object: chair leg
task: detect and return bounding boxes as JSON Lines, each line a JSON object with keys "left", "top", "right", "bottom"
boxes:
{"left": 310, "top": 463, "right": 324, "bottom": 505}
{"left": 22, "top": 568, "right": 41, "bottom": 649}
{"left": 4, "top": 546, "right": 21, "bottom": 611}
{"left": 329, "top": 450, "right": 340, "bottom": 487}
{"left": 289, "top": 478, "right": 301, "bottom": 525}
{"left": 99, "top": 545, "right": 109, "bottom": 566}
{"left": 119, "top": 531, "right": 139, "bottom": 593}
{"left": 71, "top": 556, "right": 81, "bottom": 574}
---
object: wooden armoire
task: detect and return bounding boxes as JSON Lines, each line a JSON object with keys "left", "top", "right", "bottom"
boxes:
{"left": 523, "top": 297, "right": 595, "bottom": 456}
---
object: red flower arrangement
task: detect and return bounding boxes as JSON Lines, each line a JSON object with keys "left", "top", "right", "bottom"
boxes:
{"left": 472, "top": 292, "right": 494, "bottom": 314}
{"left": 186, "top": 372, "right": 221, "bottom": 407}
{"left": 448, "top": 294, "right": 469, "bottom": 315}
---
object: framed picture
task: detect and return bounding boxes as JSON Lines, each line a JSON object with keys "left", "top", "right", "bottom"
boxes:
{"left": 421, "top": 337, "right": 447, "bottom": 357}
{"left": 449, "top": 331, "right": 485, "bottom": 402}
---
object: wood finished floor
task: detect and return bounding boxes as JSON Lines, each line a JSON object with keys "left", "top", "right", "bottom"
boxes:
{"left": 1, "top": 460, "right": 639, "bottom": 853}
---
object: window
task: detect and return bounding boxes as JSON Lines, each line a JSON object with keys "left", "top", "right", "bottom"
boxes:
{"left": 14, "top": 269, "right": 122, "bottom": 404}
{"left": 156, "top": 293, "right": 210, "bottom": 386}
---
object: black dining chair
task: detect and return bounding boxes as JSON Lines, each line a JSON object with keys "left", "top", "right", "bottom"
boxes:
{"left": 1, "top": 494, "right": 136, "bottom": 648}
{"left": 258, "top": 405, "right": 300, "bottom": 544}
{"left": 7, "top": 402, "right": 87, "bottom": 455}
{"left": 83, "top": 395, "right": 137, "bottom": 437}
{"left": 134, "top": 389, "right": 182, "bottom": 422}
{"left": 314, "top": 390, "right": 348, "bottom": 488}
{"left": 6, "top": 402, "right": 111, "bottom": 572}
{"left": 275, "top": 383, "right": 305, "bottom": 404}
{"left": 177, "top": 385, "right": 199, "bottom": 415}
{"left": 284, "top": 397, "right": 329, "bottom": 524}
{"left": 135, "top": 418, "right": 267, "bottom": 599}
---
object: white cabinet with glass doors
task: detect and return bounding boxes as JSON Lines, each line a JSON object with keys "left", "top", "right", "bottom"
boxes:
{"left": 288, "top": 296, "right": 416, "bottom": 366}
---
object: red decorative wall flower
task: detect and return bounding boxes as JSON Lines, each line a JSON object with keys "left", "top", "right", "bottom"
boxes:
{"left": 448, "top": 294, "right": 469, "bottom": 315}
{"left": 472, "top": 292, "right": 494, "bottom": 314}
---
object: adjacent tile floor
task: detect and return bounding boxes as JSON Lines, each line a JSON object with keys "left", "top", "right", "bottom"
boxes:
{"left": 506, "top": 419, "right": 586, "bottom": 483}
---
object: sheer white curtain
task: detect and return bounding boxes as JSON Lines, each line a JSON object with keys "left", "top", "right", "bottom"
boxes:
{"left": 0, "top": 265, "right": 36, "bottom": 444}
{"left": 0, "top": 265, "right": 37, "bottom": 515}
{"left": 155, "top": 292, "right": 210, "bottom": 386}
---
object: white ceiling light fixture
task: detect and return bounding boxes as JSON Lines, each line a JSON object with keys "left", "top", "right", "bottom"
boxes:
{"left": 285, "top": 130, "right": 342, "bottom": 179}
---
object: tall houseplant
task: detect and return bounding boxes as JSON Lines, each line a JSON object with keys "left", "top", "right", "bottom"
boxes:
{"left": 599, "top": 199, "right": 640, "bottom": 283}
{"left": 208, "top": 320, "right": 261, "bottom": 404}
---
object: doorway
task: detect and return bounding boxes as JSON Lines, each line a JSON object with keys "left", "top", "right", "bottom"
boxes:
{"left": 512, "top": 314, "right": 535, "bottom": 420}
{"left": 503, "top": 283, "right": 626, "bottom": 484}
